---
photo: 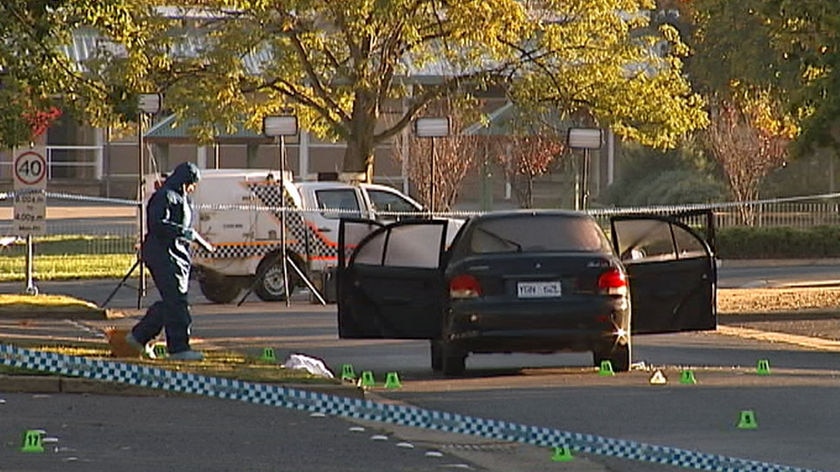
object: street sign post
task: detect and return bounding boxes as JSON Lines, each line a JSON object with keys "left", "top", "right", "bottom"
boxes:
{"left": 13, "top": 147, "right": 47, "bottom": 295}
{"left": 13, "top": 148, "right": 47, "bottom": 235}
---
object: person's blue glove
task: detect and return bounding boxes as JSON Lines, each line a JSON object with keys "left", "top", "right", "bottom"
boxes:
{"left": 183, "top": 228, "right": 197, "bottom": 241}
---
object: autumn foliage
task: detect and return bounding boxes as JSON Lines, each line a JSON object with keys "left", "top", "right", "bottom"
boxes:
{"left": 24, "top": 106, "right": 62, "bottom": 139}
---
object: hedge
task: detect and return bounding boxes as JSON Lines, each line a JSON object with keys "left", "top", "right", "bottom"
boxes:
{"left": 716, "top": 225, "right": 840, "bottom": 259}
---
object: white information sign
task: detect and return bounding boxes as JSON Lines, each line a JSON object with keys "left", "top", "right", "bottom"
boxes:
{"left": 13, "top": 147, "right": 47, "bottom": 236}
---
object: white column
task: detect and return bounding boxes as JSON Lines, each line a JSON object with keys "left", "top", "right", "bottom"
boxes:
{"left": 197, "top": 145, "right": 208, "bottom": 169}
{"left": 94, "top": 127, "right": 104, "bottom": 180}
{"left": 607, "top": 129, "right": 615, "bottom": 186}
{"left": 299, "top": 130, "right": 310, "bottom": 179}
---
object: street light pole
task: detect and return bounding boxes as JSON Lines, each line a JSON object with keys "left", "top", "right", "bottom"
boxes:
{"left": 414, "top": 117, "right": 450, "bottom": 215}
{"left": 566, "top": 128, "right": 602, "bottom": 212}
{"left": 429, "top": 136, "right": 436, "bottom": 213}
{"left": 136, "top": 93, "right": 161, "bottom": 308}
{"left": 262, "top": 115, "right": 298, "bottom": 307}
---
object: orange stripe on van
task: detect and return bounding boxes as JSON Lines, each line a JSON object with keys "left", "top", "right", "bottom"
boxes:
{"left": 305, "top": 220, "right": 338, "bottom": 247}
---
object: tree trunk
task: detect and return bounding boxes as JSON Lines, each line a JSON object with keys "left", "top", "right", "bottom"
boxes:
{"left": 342, "top": 92, "right": 378, "bottom": 181}
{"left": 525, "top": 174, "right": 534, "bottom": 209}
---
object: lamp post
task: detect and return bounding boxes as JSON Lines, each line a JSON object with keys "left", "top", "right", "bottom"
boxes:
{"left": 262, "top": 115, "right": 298, "bottom": 307}
{"left": 566, "top": 128, "right": 602, "bottom": 211}
{"left": 136, "top": 93, "right": 161, "bottom": 307}
{"left": 414, "top": 117, "right": 450, "bottom": 214}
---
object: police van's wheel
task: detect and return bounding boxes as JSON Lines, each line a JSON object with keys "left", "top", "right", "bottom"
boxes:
{"left": 255, "top": 254, "right": 301, "bottom": 302}
{"left": 199, "top": 274, "right": 241, "bottom": 304}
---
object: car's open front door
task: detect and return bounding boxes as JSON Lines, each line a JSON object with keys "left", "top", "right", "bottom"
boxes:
{"left": 338, "top": 219, "right": 448, "bottom": 339}
{"left": 610, "top": 210, "right": 717, "bottom": 334}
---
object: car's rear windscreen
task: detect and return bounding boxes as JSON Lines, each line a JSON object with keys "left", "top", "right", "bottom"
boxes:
{"left": 469, "top": 215, "right": 611, "bottom": 254}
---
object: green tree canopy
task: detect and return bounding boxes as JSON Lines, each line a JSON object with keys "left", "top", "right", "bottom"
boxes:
{"left": 0, "top": 1, "right": 143, "bottom": 149}
{"left": 680, "top": 0, "right": 840, "bottom": 153}
{"left": 86, "top": 0, "right": 706, "bottom": 178}
{"left": 2, "top": 1, "right": 708, "bottom": 177}
{"left": 762, "top": 0, "right": 840, "bottom": 151}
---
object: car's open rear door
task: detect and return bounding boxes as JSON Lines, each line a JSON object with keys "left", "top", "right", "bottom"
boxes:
{"left": 338, "top": 219, "right": 448, "bottom": 339}
{"left": 610, "top": 210, "right": 717, "bottom": 334}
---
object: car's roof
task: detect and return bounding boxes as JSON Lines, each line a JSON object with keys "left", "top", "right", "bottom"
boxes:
{"left": 469, "top": 209, "right": 594, "bottom": 221}
{"left": 295, "top": 181, "right": 356, "bottom": 190}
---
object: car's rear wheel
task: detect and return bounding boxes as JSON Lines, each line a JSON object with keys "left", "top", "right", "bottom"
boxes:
{"left": 254, "top": 253, "right": 301, "bottom": 302}
{"left": 199, "top": 273, "right": 241, "bottom": 304}
{"left": 593, "top": 341, "right": 631, "bottom": 373}
{"left": 441, "top": 343, "right": 467, "bottom": 376}
{"left": 430, "top": 340, "right": 443, "bottom": 371}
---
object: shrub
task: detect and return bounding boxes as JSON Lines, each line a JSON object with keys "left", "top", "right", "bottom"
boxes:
{"left": 717, "top": 225, "right": 840, "bottom": 259}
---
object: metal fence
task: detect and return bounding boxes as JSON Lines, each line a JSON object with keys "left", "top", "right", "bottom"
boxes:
{"left": 588, "top": 193, "right": 840, "bottom": 230}
{"left": 1, "top": 191, "right": 839, "bottom": 257}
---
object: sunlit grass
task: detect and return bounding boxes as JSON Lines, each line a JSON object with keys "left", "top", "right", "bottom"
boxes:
{"left": 0, "top": 293, "right": 99, "bottom": 309}
{"left": 0, "top": 234, "right": 135, "bottom": 281}
{"left": 0, "top": 254, "right": 136, "bottom": 281}
{"left": 0, "top": 340, "right": 334, "bottom": 384}
{"left": 3, "top": 234, "right": 135, "bottom": 255}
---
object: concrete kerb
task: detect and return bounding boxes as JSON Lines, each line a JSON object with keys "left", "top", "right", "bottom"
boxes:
{"left": 0, "top": 373, "right": 365, "bottom": 399}
{"left": 717, "top": 258, "right": 840, "bottom": 268}
{"left": 0, "top": 308, "right": 125, "bottom": 320}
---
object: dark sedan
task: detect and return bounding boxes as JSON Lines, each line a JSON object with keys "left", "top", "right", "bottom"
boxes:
{"left": 337, "top": 209, "right": 717, "bottom": 376}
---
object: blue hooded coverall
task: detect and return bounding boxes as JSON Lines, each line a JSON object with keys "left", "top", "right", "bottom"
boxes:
{"left": 131, "top": 162, "right": 201, "bottom": 354}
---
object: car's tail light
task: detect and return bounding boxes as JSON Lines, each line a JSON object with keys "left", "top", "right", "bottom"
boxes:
{"left": 450, "top": 274, "right": 482, "bottom": 298}
{"left": 598, "top": 268, "right": 627, "bottom": 296}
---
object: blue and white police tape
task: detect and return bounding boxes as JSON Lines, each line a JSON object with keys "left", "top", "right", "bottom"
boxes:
{"left": 0, "top": 343, "right": 822, "bottom": 472}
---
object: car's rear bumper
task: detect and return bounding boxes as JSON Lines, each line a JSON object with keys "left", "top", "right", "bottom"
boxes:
{"left": 445, "top": 297, "right": 629, "bottom": 354}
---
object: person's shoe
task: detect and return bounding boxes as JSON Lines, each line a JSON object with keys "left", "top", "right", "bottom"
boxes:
{"left": 105, "top": 328, "right": 144, "bottom": 358}
{"left": 168, "top": 350, "right": 204, "bottom": 361}
{"left": 126, "top": 333, "right": 158, "bottom": 358}
{"left": 124, "top": 332, "right": 145, "bottom": 352}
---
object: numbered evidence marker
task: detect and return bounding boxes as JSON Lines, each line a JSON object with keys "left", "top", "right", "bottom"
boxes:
{"left": 21, "top": 430, "right": 44, "bottom": 453}
{"left": 13, "top": 148, "right": 47, "bottom": 236}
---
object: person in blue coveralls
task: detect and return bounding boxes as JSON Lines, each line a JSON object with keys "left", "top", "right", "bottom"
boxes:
{"left": 124, "top": 162, "right": 205, "bottom": 361}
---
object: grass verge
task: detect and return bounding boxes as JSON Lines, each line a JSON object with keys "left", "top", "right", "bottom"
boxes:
{"left": 0, "top": 339, "right": 339, "bottom": 385}
{"left": 0, "top": 294, "right": 339, "bottom": 385}
{"left": 0, "top": 235, "right": 135, "bottom": 281}
{"left": 0, "top": 254, "right": 136, "bottom": 281}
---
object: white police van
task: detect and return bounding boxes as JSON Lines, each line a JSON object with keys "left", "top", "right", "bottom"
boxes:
{"left": 147, "top": 169, "right": 462, "bottom": 303}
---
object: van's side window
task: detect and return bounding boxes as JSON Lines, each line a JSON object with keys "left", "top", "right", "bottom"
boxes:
{"left": 316, "top": 189, "right": 362, "bottom": 219}
{"left": 367, "top": 189, "right": 420, "bottom": 221}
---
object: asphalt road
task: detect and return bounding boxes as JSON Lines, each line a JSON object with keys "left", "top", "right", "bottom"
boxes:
{"left": 4, "top": 266, "right": 840, "bottom": 472}
{"left": 1, "top": 392, "right": 484, "bottom": 472}
{"left": 717, "top": 260, "right": 840, "bottom": 288}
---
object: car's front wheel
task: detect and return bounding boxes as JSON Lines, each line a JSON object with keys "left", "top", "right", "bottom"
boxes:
{"left": 441, "top": 343, "right": 467, "bottom": 376}
{"left": 593, "top": 340, "right": 631, "bottom": 373}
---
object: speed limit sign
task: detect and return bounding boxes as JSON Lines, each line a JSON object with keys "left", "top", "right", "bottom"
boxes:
{"left": 14, "top": 150, "right": 47, "bottom": 187}
{"left": 13, "top": 147, "right": 47, "bottom": 235}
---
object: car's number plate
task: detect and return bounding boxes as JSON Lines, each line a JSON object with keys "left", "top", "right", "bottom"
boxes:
{"left": 517, "top": 281, "right": 562, "bottom": 298}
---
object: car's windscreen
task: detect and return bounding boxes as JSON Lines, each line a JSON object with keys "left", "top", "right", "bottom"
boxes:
{"left": 469, "top": 215, "right": 611, "bottom": 254}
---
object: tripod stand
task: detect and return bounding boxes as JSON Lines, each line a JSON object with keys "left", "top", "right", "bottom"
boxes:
{"left": 102, "top": 251, "right": 144, "bottom": 309}
{"left": 104, "top": 197, "right": 147, "bottom": 309}
{"left": 236, "top": 250, "right": 326, "bottom": 306}
{"left": 102, "top": 232, "right": 214, "bottom": 309}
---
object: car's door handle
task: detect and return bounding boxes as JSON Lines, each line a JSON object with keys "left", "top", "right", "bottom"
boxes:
{"left": 318, "top": 227, "right": 332, "bottom": 232}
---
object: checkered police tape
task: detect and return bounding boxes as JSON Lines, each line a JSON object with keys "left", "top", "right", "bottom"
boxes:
{"left": 192, "top": 202, "right": 479, "bottom": 219}
{"left": 191, "top": 190, "right": 840, "bottom": 220}
{"left": 0, "top": 344, "right": 822, "bottom": 472}
{"left": 2, "top": 189, "right": 836, "bottom": 222}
